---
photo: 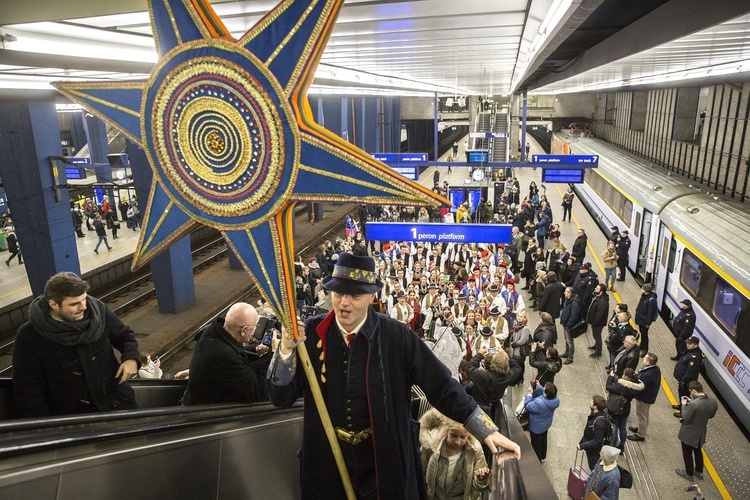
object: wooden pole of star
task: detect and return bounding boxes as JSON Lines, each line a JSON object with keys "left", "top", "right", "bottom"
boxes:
{"left": 296, "top": 341, "right": 356, "bottom": 500}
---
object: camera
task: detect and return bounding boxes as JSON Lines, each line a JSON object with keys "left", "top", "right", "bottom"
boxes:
{"left": 299, "top": 305, "right": 327, "bottom": 321}
{"left": 253, "top": 315, "right": 283, "bottom": 346}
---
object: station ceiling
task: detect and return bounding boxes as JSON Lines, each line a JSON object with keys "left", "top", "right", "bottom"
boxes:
{"left": 0, "top": 0, "right": 749, "bottom": 96}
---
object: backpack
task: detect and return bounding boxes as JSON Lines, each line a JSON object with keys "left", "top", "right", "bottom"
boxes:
{"left": 606, "top": 392, "right": 627, "bottom": 417}
{"left": 649, "top": 296, "right": 659, "bottom": 322}
{"left": 596, "top": 413, "right": 621, "bottom": 448}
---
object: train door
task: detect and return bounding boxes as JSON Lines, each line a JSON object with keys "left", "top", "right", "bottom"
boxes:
{"left": 636, "top": 209, "right": 653, "bottom": 282}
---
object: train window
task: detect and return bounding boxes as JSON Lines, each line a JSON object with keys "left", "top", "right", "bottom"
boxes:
{"left": 634, "top": 211, "right": 641, "bottom": 237}
{"left": 623, "top": 199, "right": 633, "bottom": 227}
{"left": 661, "top": 236, "right": 669, "bottom": 268}
{"left": 713, "top": 279, "right": 744, "bottom": 338}
{"left": 667, "top": 236, "right": 677, "bottom": 273}
{"left": 680, "top": 251, "right": 702, "bottom": 296}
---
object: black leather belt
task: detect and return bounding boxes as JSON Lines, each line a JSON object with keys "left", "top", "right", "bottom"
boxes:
{"left": 335, "top": 426, "right": 372, "bottom": 445}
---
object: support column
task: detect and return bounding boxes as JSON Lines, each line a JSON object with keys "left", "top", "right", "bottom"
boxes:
{"left": 521, "top": 90, "right": 528, "bottom": 162}
{"left": 125, "top": 140, "right": 195, "bottom": 313}
{"left": 0, "top": 98, "right": 80, "bottom": 295}
{"left": 84, "top": 114, "right": 115, "bottom": 206}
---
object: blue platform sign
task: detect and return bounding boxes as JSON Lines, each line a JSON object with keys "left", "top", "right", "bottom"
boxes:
{"left": 373, "top": 153, "right": 428, "bottom": 163}
{"left": 365, "top": 223, "right": 513, "bottom": 244}
{"left": 542, "top": 169, "right": 586, "bottom": 184}
{"left": 64, "top": 157, "right": 91, "bottom": 180}
{"left": 532, "top": 154, "right": 598, "bottom": 166}
{"left": 373, "top": 153, "right": 428, "bottom": 181}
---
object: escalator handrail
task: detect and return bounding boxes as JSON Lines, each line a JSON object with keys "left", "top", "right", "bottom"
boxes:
{"left": 0, "top": 394, "right": 303, "bottom": 459}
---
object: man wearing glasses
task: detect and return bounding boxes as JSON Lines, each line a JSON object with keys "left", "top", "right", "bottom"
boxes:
{"left": 184, "top": 302, "right": 271, "bottom": 405}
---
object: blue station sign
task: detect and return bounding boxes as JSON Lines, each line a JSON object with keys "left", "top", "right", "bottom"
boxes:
{"left": 64, "top": 157, "right": 91, "bottom": 180}
{"left": 373, "top": 153, "right": 428, "bottom": 181}
{"left": 365, "top": 222, "right": 513, "bottom": 244}
{"left": 531, "top": 154, "right": 599, "bottom": 166}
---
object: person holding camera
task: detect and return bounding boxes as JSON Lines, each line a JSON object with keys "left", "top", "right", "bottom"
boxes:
{"left": 675, "top": 381, "right": 718, "bottom": 482}
{"left": 523, "top": 381, "right": 560, "bottom": 461}
{"left": 184, "top": 302, "right": 271, "bottom": 405}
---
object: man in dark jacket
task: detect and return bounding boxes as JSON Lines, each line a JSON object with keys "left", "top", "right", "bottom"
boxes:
{"left": 673, "top": 336, "right": 703, "bottom": 414}
{"left": 577, "top": 394, "right": 610, "bottom": 470}
{"left": 538, "top": 271, "right": 564, "bottom": 322}
{"left": 267, "top": 254, "right": 520, "bottom": 499}
{"left": 612, "top": 335, "right": 640, "bottom": 377}
{"left": 606, "top": 311, "right": 636, "bottom": 370}
{"left": 628, "top": 353, "right": 661, "bottom": 441}
{"left": 615, "top": 230, "right": 631, "bottom": 282}
{"left": 675, "top": 381, "right": 718, "bottom": 482}
{"left": 671, "top": 299, "right": 696, "bottom": 360}
{"left": 571, "top": 228, "right": 587, "bottom": 262}
{"left": 466, "top": 349, "right": 522, "bottom": 414}
{"left": 185, "top": 302, "right": 271, "bottom": 405}
{"left": 573, "top": 262, "right": 599, "bottom": 311}
{"left": 634, "top": 283, "right": 658, "bottom": 355}
{"left": 560, "top": 287, "right": 582, "bottom": 365}
{"left": 12, "top": 272, "right": 140, "bottom": 417}
{"left": 586, "top": 285, "right": 610, "bottom": 358}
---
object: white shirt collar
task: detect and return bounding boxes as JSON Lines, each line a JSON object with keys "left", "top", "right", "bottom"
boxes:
{"left": 335, "top": 313, "right": 368, "bottom": 339}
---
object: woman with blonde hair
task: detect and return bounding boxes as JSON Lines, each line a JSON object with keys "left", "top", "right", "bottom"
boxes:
{"left": 419, "top": 409, "right": 490, "bottom": 499}
{"left": 602, "top": 240, "right": 618, "bottom": 291}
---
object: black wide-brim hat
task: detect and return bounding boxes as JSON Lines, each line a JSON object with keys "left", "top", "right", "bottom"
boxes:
{"left": 322, "top": 253, "right": 384, "bottom": 295}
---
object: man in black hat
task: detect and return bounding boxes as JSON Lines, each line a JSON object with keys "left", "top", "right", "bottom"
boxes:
{"left": 267, "top": 254, "right": 520, "bottom": 499}
{"left": 635, "top": 283, "right": 658, "bottom": 356}
{"left": 673, "top": 336, "right": 703, "bottom": 418}
{"left": 608, "top": 225, "right": 620, "bottom": 243}
{"left": 671, "top": 299, "right": 696, "bottom": 360}
{"left": 389, "top": 290, "right": 414, "bottom": 327}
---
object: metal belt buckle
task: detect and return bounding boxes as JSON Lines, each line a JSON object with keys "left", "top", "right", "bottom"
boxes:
{"left": 335, "top": 426, "right": 371, "bottom": 445}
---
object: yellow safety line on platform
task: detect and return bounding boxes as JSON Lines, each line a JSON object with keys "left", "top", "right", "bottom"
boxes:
{"left": 553, "top": 183, "right": 732, "bottom": 500}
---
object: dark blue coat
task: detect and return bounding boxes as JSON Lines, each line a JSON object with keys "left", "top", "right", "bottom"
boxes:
{"left": 674, "top": 347, "right": 703, "bottom": 385}
{"left": 560, "top": 295, "right": 582, "bottom": 328}
{"left": 268, "top": 309, "right": 486, "bottom": 500}
{"left": 673, "top": 307, "right": 696, "bottom": 340}
{"left": 635, "top": 292, "right": 658, "bottom": 327}
{"left": 635, "top": 364, "right": 661, "bottom": 404}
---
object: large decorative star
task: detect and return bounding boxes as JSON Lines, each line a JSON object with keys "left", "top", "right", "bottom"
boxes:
{"left": 54, "top": 0, "right": 445, "bottom": 334}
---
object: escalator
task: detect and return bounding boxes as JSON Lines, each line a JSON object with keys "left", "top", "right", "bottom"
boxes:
{"left": 0, "top": 379, "right": 556, "bottom": 499}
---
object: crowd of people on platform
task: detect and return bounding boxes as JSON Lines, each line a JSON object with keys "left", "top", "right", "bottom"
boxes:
{"left": 271, "top": 183, "right": 712, "bottom": 497}
{"left": 8, "top": 173, "right": 718, "bottom": 498}
{"left": 69, "top": 195, "right": 142, "bottom": 251}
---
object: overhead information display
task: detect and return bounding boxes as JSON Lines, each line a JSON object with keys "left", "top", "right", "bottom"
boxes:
{"left": 365, "top": 222, "right": 513, "bottom": 243}
{"left": 373, "top": 153, "right": 428, "bottom": 181}
{"left": 531, "top": 154, "right": 599, "bottom": 166}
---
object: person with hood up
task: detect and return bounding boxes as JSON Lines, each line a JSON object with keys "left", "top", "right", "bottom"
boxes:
{"left": 419, "top": 409, "right": 490, "bottom": 500}
{"left": 523, "top": 381, "right": 560, "bottom": 461}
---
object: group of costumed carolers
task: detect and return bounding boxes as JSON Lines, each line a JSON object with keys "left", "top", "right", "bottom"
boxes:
{"left": 370, "top": 240, "right": 526, "bottom": 361}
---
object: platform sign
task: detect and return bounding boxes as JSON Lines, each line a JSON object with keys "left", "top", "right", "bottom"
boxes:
{"left": 373, "top": 153, "right": 427, "bottom": 181}
{"left": 64, "top": 157, "right": 90, "bottom": 180}
{"left": 449, "top": 189, "right": 465, "bottom": 213}
{"left": 542, "top": 169, "right": 586, "bottom": 184}
{"left": 532, "top": 154, "right": 598, "bottom": 166}
{"left": 470, "top": 132, "right": 510, "bottom": 138}
{"left": 466, "top": 150, "right": 490, "bottom": 163}
{"left": 365, "top": 222, "right": 513, "bottom": 244}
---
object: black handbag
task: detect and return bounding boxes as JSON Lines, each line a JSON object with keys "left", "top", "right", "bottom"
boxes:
{"left": 571, "top": 320, "right": 588, "bottom": 338}
{"left": 516, "top": 406, "right": 530, "bottom": 430}
{"left": 618, "top": 465, "right": 633, "bottom": 488}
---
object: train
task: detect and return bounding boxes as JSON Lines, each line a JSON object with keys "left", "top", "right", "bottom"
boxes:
{"left": 552, "top": 134, "right": 750, "bottom": 433}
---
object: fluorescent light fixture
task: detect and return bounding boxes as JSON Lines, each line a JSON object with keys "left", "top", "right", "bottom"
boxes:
{"left": 510, "top": 0, "right": 574, "bottom": 92}
{"left": 544, "top": 58, "right": 750, "bottom": 94}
